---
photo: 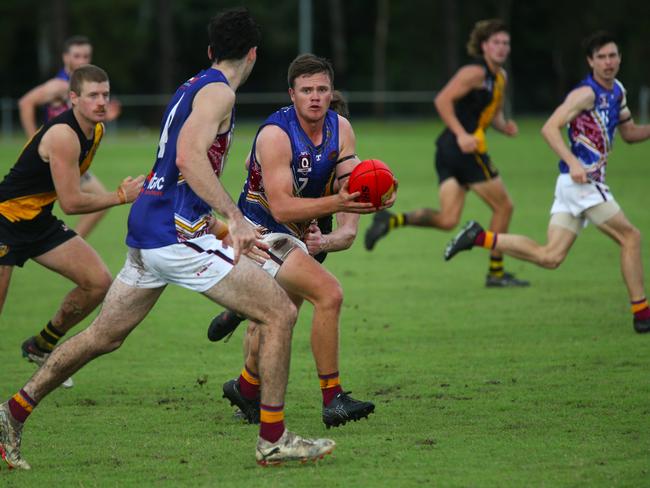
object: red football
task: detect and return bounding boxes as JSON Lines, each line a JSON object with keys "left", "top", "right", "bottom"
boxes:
{"left": 348, "top": 159, "right": 395, "bottom": 207}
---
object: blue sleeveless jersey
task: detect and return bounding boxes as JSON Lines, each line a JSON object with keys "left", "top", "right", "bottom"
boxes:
{"left": 238, "top": 106, "right": 340, "bottom": 238}
{"left": 126, "top": 68, "right": 234, "bottom": 249}
{"left": 46, "top": 68, "right": 72, "bottom": 122}
{"left": 559, "top": 73, "right": 626, "bottom": 183}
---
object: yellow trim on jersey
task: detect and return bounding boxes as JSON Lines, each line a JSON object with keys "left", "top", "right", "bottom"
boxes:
{"left": 79, "top": 123, "right": 104, "bottom": 177}
{"left": 0, "top": 191, "right": 58, "bottom": 222}
{"left": 174, "top": 217, "right": 209, "bottom": 234}
{"left": 473, "top": 71, "right": 505, "bottom": 154}
{"left": 0, "top": 123, "right": 103, "bottom": 223}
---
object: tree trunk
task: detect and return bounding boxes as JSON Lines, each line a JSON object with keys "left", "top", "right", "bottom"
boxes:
{"left": 328, "top": 0, "right": 347, "bottom": 87}
{"left": 157, "top": 0, "right": 175, "bottom": 94}
{"left": 442, "top": 0, "right": 459, "bottom": 80}
{"left": 373, "top": 0, "right": 389, "bottom": 117}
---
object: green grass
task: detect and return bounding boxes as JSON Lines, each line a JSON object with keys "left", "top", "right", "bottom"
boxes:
{"left": 1, "top": 119, "right": 649, "bottom": 487}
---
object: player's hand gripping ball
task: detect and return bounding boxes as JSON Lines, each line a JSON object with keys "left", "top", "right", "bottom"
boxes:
{"left": 348, "top": 159, "right": 395, "bottom": 207}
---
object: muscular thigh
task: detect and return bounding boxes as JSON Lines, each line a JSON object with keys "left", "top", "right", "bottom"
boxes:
{"left": 275, "top": 248, "right": 339, "bottom": 304}
{"left": 202, "top": 255, "right": 290, "bottom": 324}
{"left": 594, "top": 210, "right": 634, "bottom": 245}
{"left": 33, "top": 235, "right": 110, "bottom": 285}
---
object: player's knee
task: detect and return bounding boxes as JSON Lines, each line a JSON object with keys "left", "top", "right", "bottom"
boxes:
{"left": 82, "top": 267, "right": 112, "bottom": 297}
{"left": 623, "top": 225, "right": 641, "bottom": 248}
{"left": 267, "top": 295, "right": 297, "bottom": 330}
{"left": 320, "top": 281, "right": 344, "bottom": 312}
{"left": 437, "top": 215, "right": 460, "bottom": 231}
{"left": 540, "top": 249, "right": 565, "bottom": 269}
{"left": 496, "top": 197, "right": 514, "bottom": 217}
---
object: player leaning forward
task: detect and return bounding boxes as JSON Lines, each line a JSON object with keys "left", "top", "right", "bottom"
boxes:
{"left": 220, "top": 54, "right": 395, "bottom": 428}
{"left": 445, "top": 31, "right": 650, "bottom": 333}
{"left": 0, "top": 65, "right": 143, "bottom": 390}
{"left": 0, "top": 8, "right": 335, "bottom": 470}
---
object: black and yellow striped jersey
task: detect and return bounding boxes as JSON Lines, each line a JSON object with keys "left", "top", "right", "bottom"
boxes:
{"left": 0, "top": 109, "right": 103, "bottom": 222}
{"left": 437, "top": 59, "right": 505, "bottom": 154}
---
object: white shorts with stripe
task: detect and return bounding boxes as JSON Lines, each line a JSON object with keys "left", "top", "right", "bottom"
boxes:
{"left": 260, "top": 232, "right": 308, "bottom": 278}
{"left": 116, "top": 234, "right": 235, "bottom": 293}
{"left": 549, "top": 174, "right": 620, "bottom": 233}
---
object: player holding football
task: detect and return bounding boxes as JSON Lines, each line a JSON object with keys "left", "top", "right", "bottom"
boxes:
{"left": 206, "top": 89, "right": 351, "bottom": 341}
{"left": 18, "top": 35, "right": 121, "bottom": 239}
{"left": 216, "top": 54, "right": 395, "bottom": 429}
{"left": 444, "top": 31, "right": 650, "bottom": 333}
{"left": 0, "top": 9, "right": 335, "bottom": 470}
{"left": 365, "top": 19, "right": 528, "bottom": 287}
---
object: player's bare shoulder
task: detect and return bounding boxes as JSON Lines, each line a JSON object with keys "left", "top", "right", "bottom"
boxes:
{"left": 457, "top": 64, "right": 486, "bottom": 88}
{"left": 255, "top": 124, "right": 292, "bottom": 164}
{"left": 38, "top": 124, "right": 81, "bottom": 163}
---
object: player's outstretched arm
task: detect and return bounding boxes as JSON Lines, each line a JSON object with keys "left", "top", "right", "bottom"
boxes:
{"left": 46, "top": 125, "right": 143, "bottom": 213}
{"left": 434, "top": 65, "right": 485, "bottom": 153}
{"left": 541, "top": 86, "right": 595, "bottom": 184}
{"left": 18, "top": 78, "right": 69, "bottom": 138}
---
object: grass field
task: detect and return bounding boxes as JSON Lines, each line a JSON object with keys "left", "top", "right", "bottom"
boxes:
{"left": 0, "top": 119, "right": 649, "bottom": 487}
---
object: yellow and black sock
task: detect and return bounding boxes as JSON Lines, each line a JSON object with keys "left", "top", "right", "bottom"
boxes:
{"left": 488, "top": 256, "right": 505, "bottom": 278}
{"left": 389, "top": 213, "right": 407, "bottom": 230}
{"left": 34, "top": 321, "right": 64, "bottom": 353}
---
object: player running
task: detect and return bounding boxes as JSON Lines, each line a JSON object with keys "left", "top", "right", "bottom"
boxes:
{"left": 444, "top": 31, "right": 650, "bottom": 333}
{"left": 0, "top": 9, "right": 335, "bottom": 470}
{"left": 365, "top": 19, "right": 528, "bottom": 287}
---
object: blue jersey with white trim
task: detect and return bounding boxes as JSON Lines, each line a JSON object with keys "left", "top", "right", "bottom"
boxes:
{"left": 126, "top": 68, "right": 234, "bottom": 249}
{"left": 238, "top": 106, "right": 340, "bottom": 238}
{"left": 559, "top": 74, "right": 626, "bottom": 183}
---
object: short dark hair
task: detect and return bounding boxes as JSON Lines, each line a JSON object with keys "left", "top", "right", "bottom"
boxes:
{"left": 208, "top": 7, "right": 261, "bottom": 62}
{"left": 466, "top": 19, "right": 508, "bottom": 58}
{"left": 70, "top": 64, "right": 109, "bottom": 95}
{"left": 287, "top": 54, "right": 334, "bottom": 88}
{"left": 583, "top": 31, "right": 618, "bottom": 58}
{"left": 63, "top": 35, "right": 91, "bottom": 53}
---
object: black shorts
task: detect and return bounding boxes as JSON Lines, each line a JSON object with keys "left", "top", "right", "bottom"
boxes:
{"left": 0, "top": 212, "right": 77, "bottom": 267}
{"left": 435, "top": 141, "right": 499, "bottom": 186}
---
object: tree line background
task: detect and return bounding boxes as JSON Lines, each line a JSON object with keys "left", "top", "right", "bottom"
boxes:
{"left": 1, "top": 0, "right": 649, "bottom": 121}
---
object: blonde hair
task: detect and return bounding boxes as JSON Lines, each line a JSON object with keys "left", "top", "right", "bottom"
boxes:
{"left": 466, "top": 19, "right": 508, "bottom": 58}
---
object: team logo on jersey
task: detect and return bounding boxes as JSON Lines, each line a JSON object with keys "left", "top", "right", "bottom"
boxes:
{"left": 328, "top": 150, "right": 339, "bottom": 161}
{"left": 0, "top": 243, "right": 9, "bottom": 258}
{"left": 297, "top": 152, "right": 312, "bottom": 174}
{"left": 598, "top": 93, "right": 609, "bottom": 109}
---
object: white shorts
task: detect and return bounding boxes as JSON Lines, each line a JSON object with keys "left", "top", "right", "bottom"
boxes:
{"left": 116, "top": 234, "right": 235, "bottom": 293}
{"left": 260, "top": 233, "right": 307, "bottom": 278}
{"left": 549, "top": 174, "right": 620, "bottom": 232}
